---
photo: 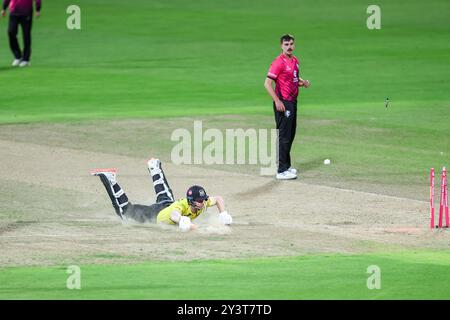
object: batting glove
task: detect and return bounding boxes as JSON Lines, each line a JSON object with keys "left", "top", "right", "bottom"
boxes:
{"left": 219, "top": 211, "right": 233, "bottom": 225}
{"left": 179, "top": 216, "right": 192, "bottom": 231}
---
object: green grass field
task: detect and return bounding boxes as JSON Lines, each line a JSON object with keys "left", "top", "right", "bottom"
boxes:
{"left": 0, "top": 0, "right": 449, "bottom": 299}
{"left": 1, "top": 251, "right": 449, "bottom": 299}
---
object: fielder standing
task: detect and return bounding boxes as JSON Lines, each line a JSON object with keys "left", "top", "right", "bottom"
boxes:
{"left": 1, "top": 0, "right": 41, "bottom": 67}
{"left": 264, "top": 34, "right": 310, "bottom": 180}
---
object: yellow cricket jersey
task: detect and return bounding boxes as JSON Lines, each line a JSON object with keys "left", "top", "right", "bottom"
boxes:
{"left": 156, "top": 197, "right": 214, "bottom": 224}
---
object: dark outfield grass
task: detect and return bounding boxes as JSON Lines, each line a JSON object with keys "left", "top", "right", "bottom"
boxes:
{"left": 0, "top": 0, "right": 449, "bottom": 299}
{"left": 0, "top": 251, "right": 449, "bottom": 299}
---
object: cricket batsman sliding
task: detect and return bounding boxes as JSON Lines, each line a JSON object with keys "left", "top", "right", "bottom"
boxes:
{"left": 91, "top": 158, "right": 233, "bottom": 231}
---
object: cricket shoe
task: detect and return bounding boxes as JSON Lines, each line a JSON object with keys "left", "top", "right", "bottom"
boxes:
{"left": 276, "top": 170, "right": 297, "bottom": 180}
{"left": 90, "top": 168, "right": 118, "bottom": 185}
{"left": 19, "top": 61, "right": 30, "bottom": 67}
{"left": 90, "top": 168, "right": 125, "bottom": 220}
{"left": 147, "top": 157, "right": 161, "bottom": 173}
{"left": 12, "top": 59, "right": 21, "bottom": 67}
{"left": 288, "top": 167, "right": 297, "bottom": 175}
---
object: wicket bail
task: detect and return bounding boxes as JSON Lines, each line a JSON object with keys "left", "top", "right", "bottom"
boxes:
{"left": 430, "top": 167, "right": 449, "bottom": 229}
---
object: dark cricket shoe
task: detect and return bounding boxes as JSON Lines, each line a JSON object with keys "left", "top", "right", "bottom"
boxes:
{"left": 90, "top": 168, "right": 125, "bottom": 220}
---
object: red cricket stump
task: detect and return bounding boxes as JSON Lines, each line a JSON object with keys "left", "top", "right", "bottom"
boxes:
{"left": 430, "top": 168, "right": 435, "bottom": 229}
{"left": 438, "top": 168, "right": 445, "bottom": 228}
{"left": 444, "top": 167, "right": 449, "bottom": 227}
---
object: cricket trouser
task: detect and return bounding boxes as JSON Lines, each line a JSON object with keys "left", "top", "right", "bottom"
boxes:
{"left": 273, "top": 99, "right": 297, "bottom": 173}
{"left": 8, "top": 14, "right": 33, "bottom": 61}
{"left": 99, "top": 161, "right": 175, "bottom": 223}
{"left": 122, "top": 161, "right": 175, "bottom": 223}
{"left": 122, "top": 202, "right": 171, "bottom": 223}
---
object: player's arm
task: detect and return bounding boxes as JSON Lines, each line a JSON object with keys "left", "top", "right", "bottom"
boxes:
{"left": 208, "top": 196, "right": 225, "bottom": 212}
{"left": 209, "top": 196, "right": 232, "bottom": 225}
{"left": 1, "top": 0, "right": 10, "bottom": 17}
{"left": 170, "top": 210, "right": 197, "bottom": 231}
{"left": 35, "top": 0, "right": 41, "bottom": 16}
{"left": 264, "top": 78, "right": 285, "bottom": 112}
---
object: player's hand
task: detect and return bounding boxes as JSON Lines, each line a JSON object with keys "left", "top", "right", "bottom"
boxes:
{"left": 301, "top": 79, "right": 310, "bottom": 88}
{"left": 274, "top": 99, "right": 285, "bottom": 112}
{"left": 1, "top": 10, "right": 6, "bottom": 17}
{"left": 219, "top": 211, "right": 232, "bottom": 225}
{"left": 35, "top": 11, "right": 40, "bottom": 18}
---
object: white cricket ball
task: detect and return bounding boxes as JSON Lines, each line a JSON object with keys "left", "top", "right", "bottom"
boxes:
{"left": 324, "top": 159, "right": 331, "bottom": 165}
